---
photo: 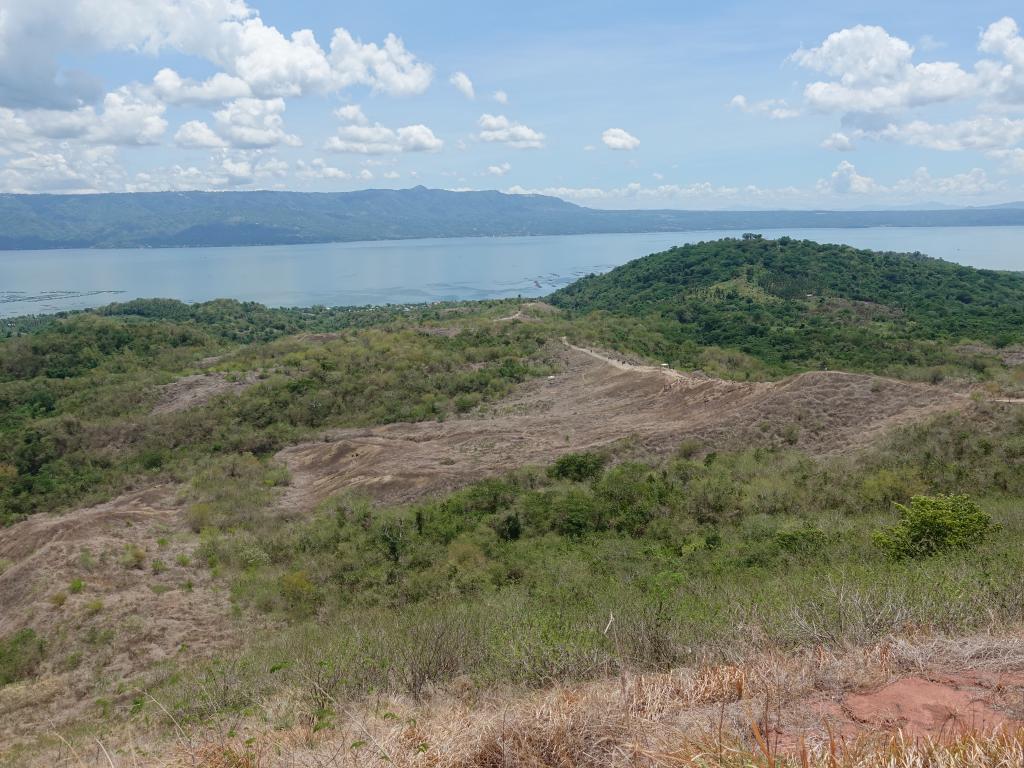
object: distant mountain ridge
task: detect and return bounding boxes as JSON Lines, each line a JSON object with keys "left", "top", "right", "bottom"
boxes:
{"left": 3, "top": 187, "right": 1024, "bottom": 250}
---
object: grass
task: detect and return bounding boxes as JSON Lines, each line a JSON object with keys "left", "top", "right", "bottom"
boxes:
{"left": 127, "top": 401, "right": 1024, "bottom": 736}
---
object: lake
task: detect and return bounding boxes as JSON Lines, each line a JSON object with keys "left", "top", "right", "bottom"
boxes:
{"left": 2, "top": 226, "right": 1023, "bottom": 318}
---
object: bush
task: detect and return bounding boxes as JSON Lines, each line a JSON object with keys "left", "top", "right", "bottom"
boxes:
{"left": 874, "top": 494, "right": 993, "bottom": 559}
{"left": 0, "top": 628, "right": 45, "bottom": 686}
{"left": 548, "top": 452, "right": 606, "bottom": 483}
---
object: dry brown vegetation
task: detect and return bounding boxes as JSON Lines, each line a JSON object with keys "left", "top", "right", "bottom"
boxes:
{"left": 0, "top": 486, "right": 240, "bottom": 746}
{"left": 276, "top": 341, "right": 969, "bottom": 509}
{"left": 18, "top": 635, "right": 1024, "bottom": 767}
{"left": 150, "top": 372, "right": 260, "bottom": 415}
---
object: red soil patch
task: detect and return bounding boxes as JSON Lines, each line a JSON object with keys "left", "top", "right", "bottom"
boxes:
{"left": 844, "top": 676, "right": 1019, "bottom": 739}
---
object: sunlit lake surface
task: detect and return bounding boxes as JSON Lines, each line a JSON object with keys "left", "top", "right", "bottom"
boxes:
{"left": 2, "top": 226, "right": 1022, "bottom": 318}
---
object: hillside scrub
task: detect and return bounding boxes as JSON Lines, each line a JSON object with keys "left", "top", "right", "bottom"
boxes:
{"left": 0, "top": 299, "right": 553, "bottom": 522}
{"left": 151, "top": 401, "right": 1024, "bottom": 726}
{"left": 551, "top": 236, "right": 1024, "bottom": 377}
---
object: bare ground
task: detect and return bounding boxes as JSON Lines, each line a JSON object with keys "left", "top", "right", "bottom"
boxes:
{"left": 276, "top": 340, "right": 976, "bottom": 509}
{"left": 150, "top": 371, "right": 259, "bottom": 415}
{"left": 0, "top": 487, "right": 240, "bottom": 749}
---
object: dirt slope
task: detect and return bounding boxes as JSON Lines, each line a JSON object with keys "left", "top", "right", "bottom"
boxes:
{"left": 150, "top": 371, "right": 259, "bottom": 415}
{"left": 277, "top": 341, "right": 970, "bottom": 509}
{"left": 0, "top": 487, "right": 238, "bottom": 747}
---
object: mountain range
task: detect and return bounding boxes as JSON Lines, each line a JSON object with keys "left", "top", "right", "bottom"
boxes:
{"left": 4, "top": 186, "right": 1024, "bottom": 250}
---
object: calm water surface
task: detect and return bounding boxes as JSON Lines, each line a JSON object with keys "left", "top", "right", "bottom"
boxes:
{"left": 1, "top": 227, "right": 1023, "bottom": 318}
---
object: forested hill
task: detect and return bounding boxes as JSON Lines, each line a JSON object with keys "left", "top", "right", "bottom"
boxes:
{"left": 5, "top": 188, "right": 1024, "bottom": 249}
{"left": 549, "top": 236, "right": 1024, "bottom": 374}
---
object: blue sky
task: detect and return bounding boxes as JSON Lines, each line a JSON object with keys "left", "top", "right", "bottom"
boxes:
{"left": 3, "top": 0, "right": 1024, "bottom": 208}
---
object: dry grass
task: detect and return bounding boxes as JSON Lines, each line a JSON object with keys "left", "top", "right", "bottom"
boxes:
{"left": 19, "top": 634, "right": 1024, "bottom": 768}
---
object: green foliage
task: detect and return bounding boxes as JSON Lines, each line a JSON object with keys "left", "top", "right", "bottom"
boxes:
{"left": 0, "top": 299, "right": 551, "bottom": 522}
{"left": 548, "top": 451, "right": 607, "bottom": 482}
{"left": 0, "top": 628, "right": 45, "bottom": 687}
{"left": 551, "top": 238, "right": 1024, "bottom": 377}
{"left": 874, "top": 494, "right": 994, "bottom": 559}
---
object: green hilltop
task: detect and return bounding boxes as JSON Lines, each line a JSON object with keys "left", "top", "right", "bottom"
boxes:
{"left": 551, "top": 235, "right": 1024, "bottom": 376}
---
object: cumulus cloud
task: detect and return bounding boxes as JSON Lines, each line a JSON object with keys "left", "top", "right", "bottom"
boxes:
{"left": 989, "top": 147, "right": 1024, "bottom": 173}
{"left": 792, "top": 26, "right": 975, "bottom": 114}
{"left": 325, "top": 111, "right": 443, "bottom": 154}
{"left": 213, "top": 97, "right": 301, "bottom": 148}
{"left": 817, "top": 160, "right": 878, "bottom": 194}
{"left": 729, "top": 94, "right": 799, "bottom": 119}
{"left": 0, "top": 0, "right": 432, "bottom": 109}
{"left": 601, "top": 127, "right": 641, "bottom": 150}
{"left": 477, "top": 114, "right": 544, "bottom": 148}
{"left": 328, "top": 29, "right": 433, "bottom": 96}
{"left": 334, "top": 104, "right": 368, "bottom": 124}
{"left": 487, "top": 161, "right": 511, "bottom": 176}
{"left": 296, "top": 158, "right": 351, "bottom": 179}
{"left": 977, "top": 17, "right": 1024, "bottom": 105}
{"left": 449, "top": 71, "right": 475, "bottom": 99}
{"left": 875, "top": 116, "right": 1024, "bottom": 151}
{"left": 24, "top": 86, "right": 167, "bottom": 145}
{"left": 153, "top": 68, "right": 251, "bottom": 104}
{"left": 0, "top": 145, "right": 124, "bottom": 192}
{"left": 174, "top": 120, "right": 228, "bottom": 148}
{"left": 493, "top": 90, "right": 508, "bottom": 104}
{"left": 821, "top": 132, "right": 855, "bottom": 151}
{"left": 893, "top": 166, "right": 996, "bottom": 196}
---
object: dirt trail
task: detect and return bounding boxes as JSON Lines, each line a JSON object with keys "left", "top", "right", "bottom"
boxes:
{"left": 276, "top": 341, "right": 977, "bottom": 510}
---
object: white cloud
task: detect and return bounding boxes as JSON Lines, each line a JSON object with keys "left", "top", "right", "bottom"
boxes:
{"left": 0, "top": 146, "right": 124, "bottom": 192}
{"left": 729, "top": 94, "right": 800, "bottom": 119}
{"left": 821, "top": 132, "right": 855, "bottom": 151}
{"left": 601, "top": 127, "right": 640, "bottom": 150}
{"left": 477, "top": 114, "right": 544, "bottom": 148}
{"left": 397, "top": 124, "right": 444, "bottom": 151}
{"left": 892, "top": 166, "right": 996, "bottom": 196}
{"left": 977, "top": 17, "right": 1024, "bottom": 105}
{"left": 296, "top": 158, "right": 350, "bottom": 179}
{"left": 505, "top": 163, "right": 998, "bottom": 208}
{"left": 174, "top": 120, "right": 227, "bottom": 148}
{"left": 328, "top": 29, "right": 432, "bottom": 96}
{"left": 325, "top": 121, "right": 442, "bottom": 154}
{"left": 334, "top": 104, "right": 368, "bottom": 124}
{"left": 791, "top": 25, "right": 973, "bottom": 114}
{"left": 493, "top": 90, "right": 508, "bottom": 104}
{"left": 989, "top": 147, "right": 1024, "bottom": 173}
{"left": 876, "top": 116, "right": 1024, "bottom": 151}
{"left": 382, "top": 170, "right": 400, "bottom": 179}
{"left": 487, "top": 161, "right": 511, "bottom": 176}
{"left": 213, "top": 97, "right": 301, "bottom": 148}
{"left": 449, "top": 71, "right": 475, "bottom": 99}
{"left": 153, "top": 68, "right": 251, "bottom": 104}
{"left": 0, "top": 0, "right": 432, "bottom": 108}
{"left": 359, "top": 168, "right": 373, "bottom": 180}
{"left": 24, "top": 85, "right": 167, "bottom": 145}
{"left": 817, "top": 160, "right": 878, "bottom": 194}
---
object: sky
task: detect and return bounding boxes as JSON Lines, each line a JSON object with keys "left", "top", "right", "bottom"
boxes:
{"left": 3, "top": 1, "right": 1024, "bottom": 208}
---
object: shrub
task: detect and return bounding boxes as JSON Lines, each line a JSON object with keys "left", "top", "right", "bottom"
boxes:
{"left": 121, "top": 544, "right": 146, "bottom": 569}
{"left": 874, "top": 494, "right": 993, "bottom": 559}
{"left": 548, "top": 452, "right": 606, "bottom": 483}
{"left": 0, "top": 628, "right": 45, "bottom": 686}
{"left": 279, "top": 571, "right": 321, "bottom": 617}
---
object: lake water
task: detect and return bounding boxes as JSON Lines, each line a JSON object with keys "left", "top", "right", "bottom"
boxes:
{"left": 1, "top": 226, "right": 1023, "bottom": 318}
